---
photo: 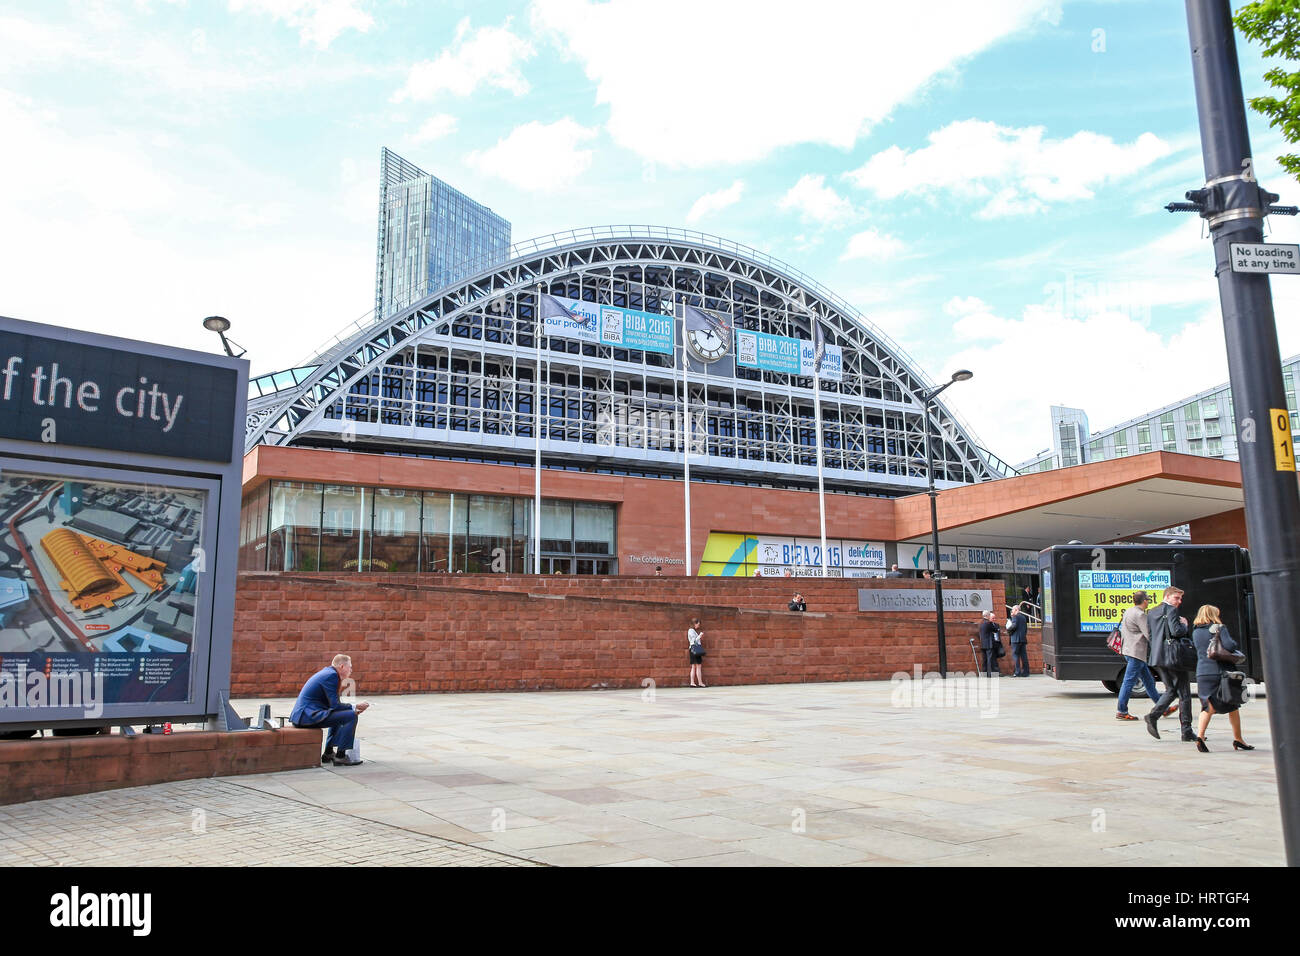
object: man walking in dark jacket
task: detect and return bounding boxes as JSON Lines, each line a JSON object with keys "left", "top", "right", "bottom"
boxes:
{"left": 978, "top": 611, "right": 1002, "bottom": 677}
{"left": 1006, "top": 603, "right": 1030, "bottom": 677}
{"left": 1145, "top": 587, "right": 1194, "bottom": 741}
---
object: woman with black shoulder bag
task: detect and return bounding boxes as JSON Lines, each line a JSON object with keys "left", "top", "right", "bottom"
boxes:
{"left": 1191, "top": 605, "right": 1253, "bottom": 753}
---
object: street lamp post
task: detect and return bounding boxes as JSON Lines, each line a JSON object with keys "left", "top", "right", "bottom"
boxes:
{"left": 920, "top": 370, "right": 973, "bottom": 678}
{"left": 201, "top": 316, "right": 246, "bottom": 358}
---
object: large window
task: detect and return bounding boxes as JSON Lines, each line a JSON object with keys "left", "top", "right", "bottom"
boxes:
{"left": 249, "top": 483, "right": 616, "bottom": 574}
{"left": 267, "top": 482, "right": 320, "bottom": 572}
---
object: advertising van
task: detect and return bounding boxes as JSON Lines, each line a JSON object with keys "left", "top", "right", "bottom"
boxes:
{"left": 1038, "top": 544, "right": 1264, "bottom": 695}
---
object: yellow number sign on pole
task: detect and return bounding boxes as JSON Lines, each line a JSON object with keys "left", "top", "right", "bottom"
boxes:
{"left": 1271, "top": 408, "right": 1297, "bottom": 472}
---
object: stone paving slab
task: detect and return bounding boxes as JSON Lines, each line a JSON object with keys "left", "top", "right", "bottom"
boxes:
{"left": 0, "top": 676, "right": 1284, "bottom": 866}
{"left": 0, "top": 778, "right": 536, "bottom": 867}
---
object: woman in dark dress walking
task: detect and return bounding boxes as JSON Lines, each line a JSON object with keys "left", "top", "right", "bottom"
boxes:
{"left": 1191, "top": 605, "right": 1254, "bottom": 753}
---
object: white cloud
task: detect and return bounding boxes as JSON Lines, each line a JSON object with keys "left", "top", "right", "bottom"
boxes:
{"left": 228, "top": 0, "right": 373, "bottom": 49}
{"left": 467, "top": 118, "right": 598, "bottom": 191}
{"left": 530, "top": 0, "right": 1061, "bottom": 166}
{"left": 945, "top": 303, "right": 1233, "bottom": 464}
{"left": 411, "top": 113, "right": 459, "bottom": 144}
{"left": 846, "top": 119, "right": 1172, "bottom": 217}
{"left": 840, "top": 228, "right": 906, "bottom": 261}
{"left": 394, "top": 17, "right": 534, "bottom": 102}
{"left": 0, "top": 89, "right": 372, "bottom": 367}
{"left": 778, "top": 174, "right": 855, "bottom": 224}
{"left": 686, "top": 180, "right": 745, "bottom": 223}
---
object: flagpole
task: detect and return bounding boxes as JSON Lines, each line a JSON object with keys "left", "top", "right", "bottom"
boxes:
{"left": 534, "top": 284, "right": 543, "bottom": 574}
{"left": 680, "top": 297, "right": 693, "bottom": 577}
{"left": 814, "top": 353, "right": 828, "bottom": 579}
{"left": 803, "top": 298, "right": 829, "bottom": 579}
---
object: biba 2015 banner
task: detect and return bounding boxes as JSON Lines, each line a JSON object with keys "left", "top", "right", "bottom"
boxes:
{"left": 1076, "top": 569, "right": 1171, "bottom": 632}
{"left": 734, "top": 329, "right": 842, "bottom": 381}
{"left": 698, "top": 532, "right": 885, "bottom": 577}
{"left": 543, "top": 296, "right": 674, "bottom": 355}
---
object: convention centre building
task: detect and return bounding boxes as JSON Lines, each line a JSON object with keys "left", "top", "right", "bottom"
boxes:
{"left": 236, "top": 151, "right": 1265, "bottom": 590}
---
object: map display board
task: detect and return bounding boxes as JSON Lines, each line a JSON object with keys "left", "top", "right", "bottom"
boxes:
{"left": 0, "top": 469, "right": 204, "bottom": 707}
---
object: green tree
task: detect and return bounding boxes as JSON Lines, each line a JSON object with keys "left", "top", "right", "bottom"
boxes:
{"left": 1236, "top": 0, "right": 1300, "bottom": 181}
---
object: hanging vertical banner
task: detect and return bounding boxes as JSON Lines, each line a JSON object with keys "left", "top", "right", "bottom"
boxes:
{"left": 543, "top": 296, "right": 673, "bottom": 355}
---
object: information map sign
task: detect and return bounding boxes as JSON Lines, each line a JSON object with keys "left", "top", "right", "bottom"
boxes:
{"left": 1076, "top": 569, "right": 1171, "bottom": 632}
{"left": 0, "top": 468, "right": 206, "bottom": 709}
{"left": 0, "top": 317, "right": 246, "bottom": 730}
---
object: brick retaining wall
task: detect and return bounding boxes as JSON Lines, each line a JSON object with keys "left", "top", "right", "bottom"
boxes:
{"left": 233, "top": 573, "right": 1027, "bottom": 695}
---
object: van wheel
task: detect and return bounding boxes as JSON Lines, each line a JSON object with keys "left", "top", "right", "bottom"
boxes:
{"left": 1102, "top": 680, "right": 1119, "bottom": 695}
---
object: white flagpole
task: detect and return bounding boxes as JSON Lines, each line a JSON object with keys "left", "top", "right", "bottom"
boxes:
{"left": 534, "top": 286, "right": 544, "bottom": 574}
{"left": 681, "top": 301, "right": 693, "bottom": 577}
{"left": 814, "top": 347, "right": 828, "bottom": 579}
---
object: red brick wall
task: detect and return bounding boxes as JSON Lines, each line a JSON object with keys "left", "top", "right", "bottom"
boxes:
{"left": 233, "top": 573, "right": 1024, "bottom": 695}
{"left": 0, "top": 728, "right": 322, "bottom": 805}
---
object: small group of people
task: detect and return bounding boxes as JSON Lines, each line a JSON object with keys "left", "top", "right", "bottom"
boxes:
{"left": 1115, "top": 586, "right": 1252, "bottom": 751}
{"left": 884, "top": 564, "right": 934, "bottom": 580}
{"left": 977, "top": 604, "right": 1032, "bottom": 677}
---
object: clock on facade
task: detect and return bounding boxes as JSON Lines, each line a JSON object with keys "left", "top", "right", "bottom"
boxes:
{"left": 684, "top": 325, "right": 730, "bottom": 362}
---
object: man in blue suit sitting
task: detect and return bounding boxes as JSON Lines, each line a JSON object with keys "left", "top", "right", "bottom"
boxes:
{"left": 291, "top": 654, "right": 370, "bottom": 766}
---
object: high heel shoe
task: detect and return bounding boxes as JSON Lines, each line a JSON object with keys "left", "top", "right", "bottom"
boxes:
{"left": 1233, "top": 740, "right": 1255, "bottom": 751}
{"left": 1196, "top": 737, "right": 1209, "bottom": 753}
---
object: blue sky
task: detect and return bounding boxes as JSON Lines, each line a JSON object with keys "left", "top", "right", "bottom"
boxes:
{"left": 2, "top": 0, "right": 1298, "bottom": 463}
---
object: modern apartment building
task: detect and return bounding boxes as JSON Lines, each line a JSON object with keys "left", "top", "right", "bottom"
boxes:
{"left": 374, "top": 148, "right": 511, "bottom": 321}
{"left": 1018, "top": 355, "right": 1300, "bottom": 472}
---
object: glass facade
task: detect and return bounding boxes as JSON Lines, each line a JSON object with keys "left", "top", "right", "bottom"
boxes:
{"left": 375, "top": 148, "right": 511, "bottom": 320}
{"left": 241, "top": 481, "right": 615, "bottom": 575}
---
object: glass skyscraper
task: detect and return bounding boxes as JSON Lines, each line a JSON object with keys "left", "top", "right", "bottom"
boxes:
{"left": 374, "top": 147, "right": 511, "bottom": 320}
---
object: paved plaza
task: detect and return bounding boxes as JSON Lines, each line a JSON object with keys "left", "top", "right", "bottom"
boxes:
{"left": 0, "top": 676, "right": 1284, "bottom": 866}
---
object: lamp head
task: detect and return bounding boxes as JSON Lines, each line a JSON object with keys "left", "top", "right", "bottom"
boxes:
{"left": 950, "top": 369, "right": 973, "bottom": 382}
{"left": 203, "top": 315, "right": 231, "bottom": 333}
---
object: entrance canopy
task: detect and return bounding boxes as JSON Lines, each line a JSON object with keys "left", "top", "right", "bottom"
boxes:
{"left": 893, "top": 452, "right": 1247, "bottom": 551}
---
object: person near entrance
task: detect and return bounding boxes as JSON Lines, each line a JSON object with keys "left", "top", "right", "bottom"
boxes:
{"left": 978, "top": 611, "right": 1002, "bottom": 677}
{"left": 291, "top": 653, "right": 370, "bottom": 766}
{"left": 1006, "top": 602, "right": 1030, "bottom": 677}
{"left": 688, "top": 618, "right": 707, "bottom": 687}
{"left": 1145, "top": 587, "right": 1195, "bottom": 742}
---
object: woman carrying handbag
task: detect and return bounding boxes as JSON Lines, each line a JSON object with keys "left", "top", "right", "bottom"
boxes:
{"left": 1191, "top": 604, "right": 1254, "bottom": 753}
{"left": 687, "top": 617, "right": 707, "bottom": 688}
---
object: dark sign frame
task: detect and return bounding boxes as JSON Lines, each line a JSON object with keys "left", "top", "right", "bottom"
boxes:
{"left": 0, "top": 316, "right": 246, "bottom": 730}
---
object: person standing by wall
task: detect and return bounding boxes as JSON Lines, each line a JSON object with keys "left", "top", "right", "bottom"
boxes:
{"left": 978, "top": 611, "right": 1002, "bottom": 677}
{"left": 1116, "top": 590, "right": 1165, "bottom": 721}
{"left": 788, "top": 592, "right": 806, "bottom": 612}
{"left": 688, "top": 617, "right": 707, "bottom": 688}
{"left": 1006, "top": 602, "right": 1030, "bottom": 677}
